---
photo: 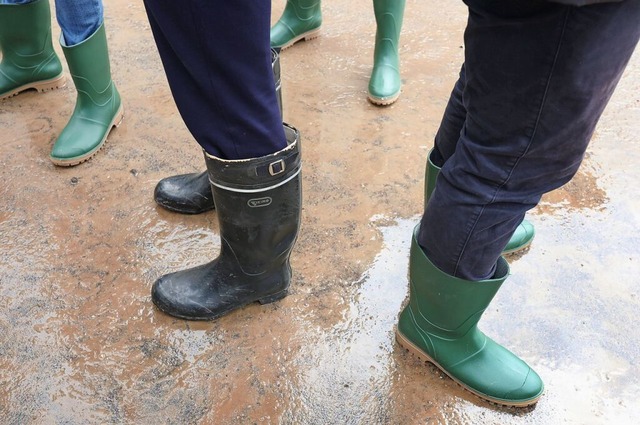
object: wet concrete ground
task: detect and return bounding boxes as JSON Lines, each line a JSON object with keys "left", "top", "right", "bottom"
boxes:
{"left": 1, "top": 0, "right": 639, "bottom": 424}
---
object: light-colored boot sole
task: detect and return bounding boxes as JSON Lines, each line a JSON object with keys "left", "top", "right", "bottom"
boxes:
{"left": 0, "top": 73, "right": 66, "bottom": 101}
{"left": 367, "top": 89, "right": 401, "bottom": 106}
{"left": 277, "top": 27, "right": 321, "bottom": 50}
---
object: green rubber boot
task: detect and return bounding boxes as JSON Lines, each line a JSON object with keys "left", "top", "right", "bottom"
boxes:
{"left": 396, "top": 226, "right": 544, "bottom": 406}
{"left": 367, "top": 0, "right": 405, "bottom": 105}
{"left": 0, "top": 0, "right": 65, "bottom": 100}
{"left": 270, "top": 0, "right": 322, "bottom": 50}
{"left": 424, "top": 149, "right": 535, "bottom": 254}
{"left": 50, "top": 22, "right": 123, "bottom": 167}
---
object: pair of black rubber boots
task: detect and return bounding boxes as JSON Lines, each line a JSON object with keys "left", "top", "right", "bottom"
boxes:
{"left": 152, "top": 50, "right": 302, "bottom": 320}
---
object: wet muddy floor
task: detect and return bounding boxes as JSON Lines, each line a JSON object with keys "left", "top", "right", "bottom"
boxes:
{"left": 1, "top": 0, "right": 639, "bottom": 424}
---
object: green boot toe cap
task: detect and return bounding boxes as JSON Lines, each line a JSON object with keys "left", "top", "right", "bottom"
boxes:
{"left": 503, "top": 219, "right": 535, "bottom": 254}
{"left": 50, "top": 119, "right": 111, "bottom": 161}
{"left": 446, "top": 336, "right": 544, "bottom": 405}
{"left": 502, "top": 368, "right": 545, "bottom": 405}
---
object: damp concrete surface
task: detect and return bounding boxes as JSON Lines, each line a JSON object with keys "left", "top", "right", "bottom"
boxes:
{"left": 1, "top": 0, "right": 639, "bottom": 424}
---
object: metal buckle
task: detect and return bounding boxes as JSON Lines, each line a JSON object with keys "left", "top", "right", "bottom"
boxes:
{"left": 268, "top": 159, "right": 285, "bottom": 176}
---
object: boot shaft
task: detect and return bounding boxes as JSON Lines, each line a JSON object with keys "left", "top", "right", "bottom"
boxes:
{"left": 406, "top": 225, "right": 508, "bottom": 337}
{"left": 424, "top": 149, "right": 440, "bottom": 210}
{"left": 372, "top": 0, "right": 406, "bottom": 58}
{"left": 0, "top": 0, "right": 54, "bottom": 54}
{"left": 0, "top": 0, "right": 62, "bottom": 83}
{"left": 281, "top": 0, "right": 322, "bottom": 21}
{"left": 205, "top": 124, "right": 302, "bottom": 274}
{"left": 61, "top": 22, "right": 118, "bottom": 109}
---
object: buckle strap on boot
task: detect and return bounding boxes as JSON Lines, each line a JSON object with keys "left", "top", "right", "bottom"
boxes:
{"left": 204, "top": 123, "right": 301, "bottom": 193}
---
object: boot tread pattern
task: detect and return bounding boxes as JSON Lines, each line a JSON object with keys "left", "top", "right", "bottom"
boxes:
{"left": 367, "top": 90, "right": 401, "bottom": 106}
{"left": 0, "top": 73, "right": 66, "bottom": 100}
{"left": 279, "top": 27, "right": 321, "bottom": 50}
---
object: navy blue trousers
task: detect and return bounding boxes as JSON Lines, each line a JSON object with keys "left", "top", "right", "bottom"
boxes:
{"left": 419, "top": 0, "right": 640, "bottom": 280}
{"left": 142, "top": 0, "right": 286, "bottom": 159}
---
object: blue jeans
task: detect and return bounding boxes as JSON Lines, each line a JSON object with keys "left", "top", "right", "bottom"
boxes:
{"left": 419, "top": 0, "right": 640, "bottom": 280}
{"left": 142, "top": 0, "right": 286, "bottom": 159}
{"left": 0, "top": 0, "right": 103, "bottom": 45}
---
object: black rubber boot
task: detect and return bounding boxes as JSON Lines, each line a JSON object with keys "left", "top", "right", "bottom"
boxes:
{"left": 151, "top": 124, "right": 301, "bottom": 320}
{"left": 153, "top": 170, "right": 214, "bottom": 214}
{"left": 153, "top": 48, "right": 283, "bottom": 214}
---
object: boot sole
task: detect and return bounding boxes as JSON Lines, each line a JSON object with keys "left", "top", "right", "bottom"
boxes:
{"left": 277, "top": 27, "right": 321, "bottom": 51}
{"left": 0, "top": 73, "right": 66, "bottom": 101}
{"left": 152, "top": 288, "right": 289, "bottom": 321}
{"left": 395, "top": 327, "right": 542, "bottom": 407}
{"left": 154, "top": 198, "right": 215, "bottom": 215}
{"left": 50, "top": 103, "right": 124, "bottom": 167}
{"left": 502, "top": 239, "right": 533, "bottom": 255}
{"left": 367, "top": 89, "right": 401, "bottom": 106}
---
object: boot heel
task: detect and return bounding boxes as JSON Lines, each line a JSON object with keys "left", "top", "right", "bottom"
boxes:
{"left": 303, "top": 28, "right": 321, "bottom": 42}
{"left": 258, "top": 289, "right": 288, "bottom": 305}
{"left": 112, "top": 104, "right": 125, "bottom": 128}
{"left": 280, "top": 28, "right": 321, "bottom": 50}
{"left": 34, "top": 74, "right": 66, "bottom": 93}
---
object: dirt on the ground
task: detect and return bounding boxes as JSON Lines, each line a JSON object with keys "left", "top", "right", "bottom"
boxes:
{"left": 1, "top": 1, "right": 639, "bottom": 424}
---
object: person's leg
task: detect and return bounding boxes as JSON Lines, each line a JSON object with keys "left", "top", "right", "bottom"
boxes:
{"left": 50, "top": 0, "right": 122, "bottom": 166}
{"left": 398, "top": 0, "right": 640, "bottom": 406}
{"left": 270, "top": 0, "right": 322, "bottom": 50}
{"left": 153, "top": 49, "right": 284, "bottom": 215}
{"left": 144, "top": 0, "right": 285, "bottom": 158}
{"left": 426, "top": 64, "right": 535, "bottom": 254}
{"left": 422, "top": 0, "right": 640, "bottom": 280}
{"left": 143, "top": 0, "right": 301, "bottom": 320}
{"left": 429, "top": 66, "right": 467, "bottom": 165}
{"left": 54, "top": 0, "right": 102, "bottom": 46}
{"left": 0, "top": 0, "right": 65, "bottom": 100}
